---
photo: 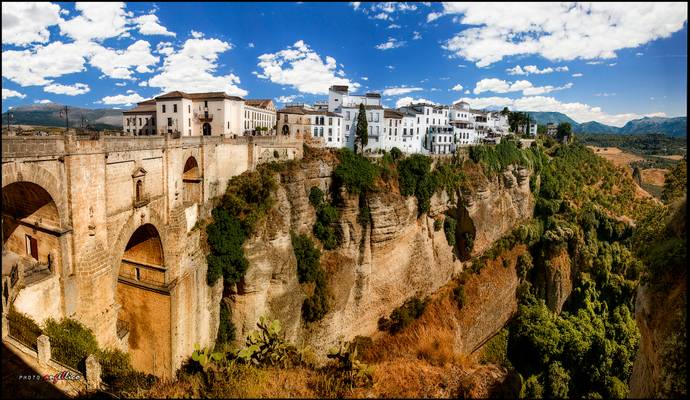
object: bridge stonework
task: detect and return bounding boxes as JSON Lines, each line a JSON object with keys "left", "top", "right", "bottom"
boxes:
{"left": 1, "top": 133, "right": 303, "bottom": 378}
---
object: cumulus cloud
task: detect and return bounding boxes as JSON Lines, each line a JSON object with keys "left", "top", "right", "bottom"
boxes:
{"left": 275, "top": 95, "right": 303, "bottom": 104}
{"left": 572, "top": 73, "right": 583, "bottom": 77}
{"left": 133, "top": 13, "right": 175, "bottom": 36}
{"left": 382, "top": 86, "right": 423, "bottom": 96}
{"left": 413, "top": 31, "right": 422, "bottom": 40}
{"left": 395, "top": 96, "right": 437, "bottom": 108}
{"left": 388, "top": 24, "right": 401, "bottom": 29}
{"left": 256, "top": 40, "right": 358, "bottom": 95}
{"left": 506, "top": 65, "right": 569, "bottom": 75}
{"left": 436, "top": 3, "right": 688, "bottom": 67}
{"left": 2, "top": 2, "right": 63, "bottom": 46}
{"left": 89, "top": 40, "right": 159, "bottom": 80}
{"left": 473, "top": 78, "right": 573, "bottom": 96}
{"left": 451, "top": 84, "right": 463, "bottom": 91}
{"left": 147, "top": 37, "right": 248, "bottom": 96}
{"left": 59, "top": 2, "right": 131, "bottom": 42}
{"left": 2, "top": 88, "right": 26, "bottom": 100}
{"left": 2, "top": 41, "right": 95, "bottom": 86}
{"left": 455, "top": 95, "right": 666, "bottom": 127}
{"left": 350, "top": 2, "right": 361, "bottom": 10}
{"left": 375, "top": 37, "right": 405, "bottom": 50}
{"left": 353, "top": 2, "right": 421, "bottom": 22}
{"left": 34, "top": 99, "right": 53, "bottom": 104}
{"left": 101, "top": 92, "right": 146, "bottom": 106}
{"left": 43, "top": 82, "right": 90, "bottom": 95}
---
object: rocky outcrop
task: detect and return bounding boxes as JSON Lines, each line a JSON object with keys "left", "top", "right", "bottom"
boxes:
{"left": 229, "top": 159, "right": 534, "bottom": 355}
{"left": 535, "top": 248, "right": 573, "bottom": 314}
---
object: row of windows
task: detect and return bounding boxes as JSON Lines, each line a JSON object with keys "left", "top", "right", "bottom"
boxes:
{"left": 126, "top": 117, "right": 155, "bottom": 126}
{"left": 344, "top": 111, "right": 380, "bottom": 122}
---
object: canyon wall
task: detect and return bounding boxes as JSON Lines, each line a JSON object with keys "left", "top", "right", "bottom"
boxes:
{"left": 228, "top": 159, "right": 535, "bottom": 354}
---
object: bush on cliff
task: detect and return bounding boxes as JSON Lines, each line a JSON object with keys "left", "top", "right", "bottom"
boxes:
{"left": 398, "top": 154, "right": 436, "bottom": 215}
{"left": 309, "top": 186, "right": 343, "bottom": 250}
{"left": 333, "top": 148, "right": 378, "bottom": 196}
{"left": 291, "top": 233, "right": 329, "bottom": 322}
{"left": 378, "top": 296, "right": 429, "bottom": 334}
{"left": 206, "top": 208, "right": 248, "bottom": 286}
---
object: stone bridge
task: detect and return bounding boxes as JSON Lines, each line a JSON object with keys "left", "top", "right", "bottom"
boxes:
{"left": 1, "top": 133, "right": 303, "bottom": 378}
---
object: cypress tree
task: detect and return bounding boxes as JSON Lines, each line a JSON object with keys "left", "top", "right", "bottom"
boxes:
{"left": 355, "top": 103, "right": 368, "bottom": 154}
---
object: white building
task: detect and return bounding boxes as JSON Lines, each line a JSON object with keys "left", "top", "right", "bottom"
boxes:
{"left": 398, "top": 103, "right": 449, "bottom": 152}
{"left": 306, "top": 108, "right": 344, "bottom": 148}
{"left": 151, "top": 91, "right": 245, "bottom": 136}
{"left": 428, "top": 126, "right": 456, "bottom": 154}
{"left": 329, "top": 86, "right": 384, "bottom": 153}
{"left": 243, "top": 99, "right": 277, "bottom": 135}
{"left": 383, "top": 109, "right": 404, "bottom": 151}
{"left": 123, "top": 100, "right": 156, "bottom": 135}
{"left": 449, "top": 101, "right": 479, "bottom": 146}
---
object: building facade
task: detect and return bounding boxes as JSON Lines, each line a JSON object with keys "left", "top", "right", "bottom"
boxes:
{"left": 243, "top": 99, "right": 277, "bottom": 135}
{"left": 276, "top": 105, "right": 312, "bottom": 140}
{"left": 122, "top": 100, "right": 156, "bottom": 136}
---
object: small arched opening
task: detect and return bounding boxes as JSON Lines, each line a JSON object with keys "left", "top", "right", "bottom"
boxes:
{"left": 202, "top": 123, "right": 211, "bottom": 136}
{"left": 182, "top": 157, "right": 201, "bottom": 205}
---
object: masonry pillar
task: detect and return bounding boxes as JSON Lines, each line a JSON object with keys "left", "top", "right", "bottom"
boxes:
{"left": 85, "top": 354, "right": 102, "bottom": 391}
{"left": 1, "top": 313, "right": 8, "bottom": 339}
{"left": 37, "top": 335, "right": 51, "bottom": 367}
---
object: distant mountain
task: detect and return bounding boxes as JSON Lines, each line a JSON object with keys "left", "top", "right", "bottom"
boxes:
{"left": 2, "top": 103, "right": 123, "bottom": 129}
{"left": 524, "top": 111, "right": 686, "bottom": 137}
{"left": 619, "top": 116, "right": 686, "bottom": 137}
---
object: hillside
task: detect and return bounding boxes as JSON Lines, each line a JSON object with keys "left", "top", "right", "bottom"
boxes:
{"left": 1, "top": 103, "right": 123, "bottom": 129}
{"left": 525, "top": 111, "right": 686, "bottom": 137}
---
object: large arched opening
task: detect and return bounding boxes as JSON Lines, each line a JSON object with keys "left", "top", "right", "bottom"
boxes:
{"left": 2, "top": 182, "right": 62, "bottom": 284}
{"left": 115, "top": 223, "right": 171, "bottom": 377}
{"left": 182, "top": 157, "right": 201, "bottom": 205}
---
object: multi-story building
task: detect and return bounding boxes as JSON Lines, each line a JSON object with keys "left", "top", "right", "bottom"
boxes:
{"left": 546, "top": 123, "right": 558, "bottom": 136}
{"left": 328, "top": 86, "right": 384, "bottom": 153}
{"left": 428, "top": 126, "right": 456, "bottom": 154}
{"left": 243, "top": 99, "right": 277, "bottom": 135}
{"left": 400, "top": 111, "right": 422, "bottom": 153}
{"left": 122, "top": 100, "right": 156, "bottom": 135}
{"left": 487, "top": 112, "right": 510, "bottom": 135}
{"left": 276, "top": 105, "right": 312, "bottom": 139}
{"left": 383, "top": 109, "right": 404, "bottom": 151}
{"left": 529, "top": 122, "right": 538, "bottom": 137}
{"left": 152, "top": 91, "right": 245, "bottom": 136}
{"left": 449, "top": 101, "right": 478, "bottom": 146}
{"left": 306, "top": 108, "right": 343, "bottom": 148}
{"left": 397, "top": 103, "right": 449, "bottom": 152}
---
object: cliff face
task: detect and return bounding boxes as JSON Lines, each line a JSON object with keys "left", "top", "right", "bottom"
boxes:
{"left": 229, "top": 159, "right": 534, "bottom": 354}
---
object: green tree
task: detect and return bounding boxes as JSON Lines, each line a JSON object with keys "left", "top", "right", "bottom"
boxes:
{"left": 547, "top": 361, "right": 571, "bottom": 398}
{"left": 355, "top": 103, "right": 368, "bottom": 154}
{"left": 661, "top": 159, "right": 686, "bottom": 203}
{"left": 556, "top": 122, "right": 573, "bottom": 143}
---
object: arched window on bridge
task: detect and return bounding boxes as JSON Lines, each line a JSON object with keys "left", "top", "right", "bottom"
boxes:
{"left": 182, "top": 157, "right": 201, "bottom": 205}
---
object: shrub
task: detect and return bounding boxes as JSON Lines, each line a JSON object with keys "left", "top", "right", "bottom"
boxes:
{"left": 521, "top": 374, "right": 544, "bottom": 398}
{"left": 453, "top": 284, "right": 466, "bottom": 310}
{"left": 390, "top": 147, "right": 403, "bottom": 161}
{"left": 7, "top": 307, "right": 42, "bottom": 350}
{"left": 379, "top": 296, "right": 429, "bottom": 334}
{"left": 43, "top": 318, "right": 100, "bottom": 372}
{"left": 516, "top": 252, "right": 534, "bottom": 281}
{"left": 273, "top": 150, "right": 279, "bottom": 159}
{"left": 433, "top": 218, "right": 443, "bottom": 231}
{"left": 325, "top": 341, "right": 374, "bottom": 390}
{"left": 98, "top": 348, "right": 157, "bottom": 394}
{"left": 206, "top": 208, "right": 249, "bottom": 286}
{"left": 333, "top": 148, "right": 377, "bottom": 195}
{"left": 236, "top": 316, "right": 298, "bottom": 368}
{"left": 444, "top": 216, "right": 457, "bottom": 248}
{"left": 216, "top": 302, "right": 236, "bottom": 350}
{"left": 480, "top": 329, "right": 511, "bottom": 368}
{"left": 313, "top": 203, "right": 342, "bottom": 250}
{"left": 309, "top": 186, "right": 324, "bottom": 208}
{"left": 398, "top": 154, "right": 436, "bottom": 215}
{"left": 291, "top": 233, "right": 330, "bottom": 322}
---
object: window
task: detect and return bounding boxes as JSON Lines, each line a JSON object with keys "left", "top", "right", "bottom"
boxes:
{"left": 167, "top": 117, "right": 173, "bottom": 127}
{"left": 284, "top": 114, "right": 288, "bottom": 122}
{"left": 346, "top": 111, "right": 350, "bottom": 119}
{"left": 346, "top": 125, "right": 349, "bottom": 131}
{"left": 173, "top": 104, "right": 177, "bottom": 113}
{"left": 25, "top": 235, "right": 38, "bottom": 260}
{"left": 135, "top": 268, "right": 141, "bottom": 281}
{"left": 204, "top": 100, "right": 208, "bottom": 108}
{"left": 338, "top": 119, "right": 340, "bottom": 126}
{"left": 374, "top": 113, "right": 379, "bottom": 122}
{"left": 329, "top": 117, "right": 332, "bottom": 125}
{"left": 188, "top": 118, "right": 191, "bottom": 127}
{"left": 127, "top": 118, "right": 130, "bottom": 126}
{"left": 162, "top": 105, "right": 166, "bottom": 113}
{"left": 188, "top": 105, "right": 191, "bottom": 113}
{"left": 329, "top": 128, "right": 332, "bottom": 134}
{"left": 313, "top": 127, "right": 318, "bottom": 135}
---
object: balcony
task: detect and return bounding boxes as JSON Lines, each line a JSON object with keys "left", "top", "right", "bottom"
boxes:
{"left": 194, "top": 112, "right": 213, "bottom": 122}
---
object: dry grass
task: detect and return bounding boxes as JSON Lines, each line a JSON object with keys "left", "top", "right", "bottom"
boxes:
{"left": 640, "top": 168, "right": 668, "bottom": 187}
{"left": 587, "top": 146, "right": 644, "bottom": 168}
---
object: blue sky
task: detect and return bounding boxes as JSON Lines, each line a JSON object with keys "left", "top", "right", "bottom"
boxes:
{"left": 2, "top": 2, "right": 687, "bottom": 126}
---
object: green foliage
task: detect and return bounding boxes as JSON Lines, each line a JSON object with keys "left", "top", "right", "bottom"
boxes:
{"left": 389, "top": 146, "right": 403, "bottom": 161}
{"left": 326, "top": 341, "right": 374, "bottom": 389}
{"left": 378, "top": 296, "right": 429, "bottom": 334}
{"left": 235, "top": 316, "right": 298, "bottom": 368}
{"left": 521, "top": 374, "right": 544, "bottom": 398}
{"left": 97, "top": 348, "right": 157, "bottom": 394}
{"left": 7, "top": 306, "right": 42, "bottom": 350}
{"left": 309, "top": 186, "right": 324, "bottom": 208}
{"left": 333, "top": 148, "right": 378, "bottom": 195}
{"left": 556, "top": 122, "right": 573, "bottom": 143}
{"left": 398, "top": 154, "right": 436, "bottom": 215}
{"left": 355, "top": 103, "right": 368, "bottom": 153}
{"left": 453, "top": 284, "right": 466, "bottom": 309}
{"left": 291, "top": 233, "right": 330, "bottom": 322}
{"left": 206, "top": 208, "right": 248, "bottom": 286}
{"left": 480, "top": 329, "right": 512, "bottom": 368}
{"left": 433, "top": 218, "right": 443, "bottom": 231}
{"left": 43, "top": 318, "right": 99, "bottom": 372}
{"left": 547, "top": 361, "right": 571, "bottom": 398}
{"left": 658, "top": 307, "right": 687, "bottom": 398}
{"left": 192, "top": 343, "right": 225, "bottom": 371}
{"left": 443, "top": 216, "right": 457, "bottom": 248}
{"left": 516, "top": 252, "right": 534, "bottom": 281}
{"left": 661, "top": 158, "right": 686, "bottom": 203}
{"left": 216, "top": 302, "right": 236, "bottom": 350}
{"left": 577, "top": 133, "right": 686, "bottom": 157}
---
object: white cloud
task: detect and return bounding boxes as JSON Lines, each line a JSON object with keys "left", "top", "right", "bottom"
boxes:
{"left": 256, "top": 40, "right": 358, "bottom": 95}
{"left": 2, "top": 41, "right": 95, "bottom": 86}
{"left": 190, "top": 30, "right": 204, "bottom": 39}
{"left": 382, "top": 86, "right": 423, "bottom": 96}
{"left": 395, "top": 96, "right": 437, "bottom": 108}
{"left": 148, "top": 37, "right": 248, "bottom": 96}
{"left": 572, "top": 73, "right": 583, "bottom": 77}
{"left": 464, "top": 89, "right": 470, "bottom": 94}
{"left": 101, "top": 92, "right": 146, "bottom": 106}
{"left": 155, "top": 41, "right": 175, "bottom": 56}
{"left": 636, "top": 52, "right": 644, "bottom": 56}
{"left": 43, "top": 82, "right": 90, "bottom": 95}
{"left": 473, "top": 78, "right": 573, "bottom": 96}
{"left": 436, "top": 3, "right": 688, "bottom": 67}
{"left": 2, "top": 2, "right": 63, "bottom": 46}
{"left": 59, "top": 2, "right": 131, "bottom": 42}
{"left": 451, "top": 84, "right": 463, "bottom": 91}
{"left": 350, "top": 2, "right": 361, "bottom": 10}
{"left": 376, "top": 37, "right": 405, "bottom": 50}
{"left": 594, "top": 92, "right": 616, "bottom": 97}
{"left": 506, "top": 65, "right": 569, "bottom": 75}
{"left": 373, "top": 12, "right": 389, "bottom": 20}
{"left": 34, "top": 99, "right": 53, "bottom": 104}
{"left": 386, "top": 65, "right": 395, "bottom": 70}
{"left": 362, "top": 76, "right": 369, "bottom": 81}
{"left": 115, "top": 82, "right": 127, "bottom": 87}
{"left": 275, "top": 95, "right": 302, "bottom": 104}
{"left": 608, "top": 63, "right": 617, "bottom": 67}
{"left": 89, "top": 40, "right": 159, "bottom": 80}
{"left": 248, "top": 42, "right": 255, "bottom": 48}
{"left": 455, "top": 95, "right": 666, "bottom": 127}
{"left": 587, "top": 61, "right": 604, "bottom": 65}
{"left": 2, "top": 88, "right": 26, "bottom": 100}
{"left": 388, "top": 24, "right": 401, "bottom": 29}
{"left": 413, "top": 31, "right": 422, "bottom": 40}
{"left": 133, "top": 13, "right": 175, "bottom": 36}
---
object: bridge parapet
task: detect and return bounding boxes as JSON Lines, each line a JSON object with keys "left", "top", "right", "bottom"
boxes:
{"left": 2, "top": 136, "right": 66, "bottom": 159}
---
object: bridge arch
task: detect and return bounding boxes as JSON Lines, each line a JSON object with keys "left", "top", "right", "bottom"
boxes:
{"left": 182, "top": 156, "right": 202, "bottom": 205}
